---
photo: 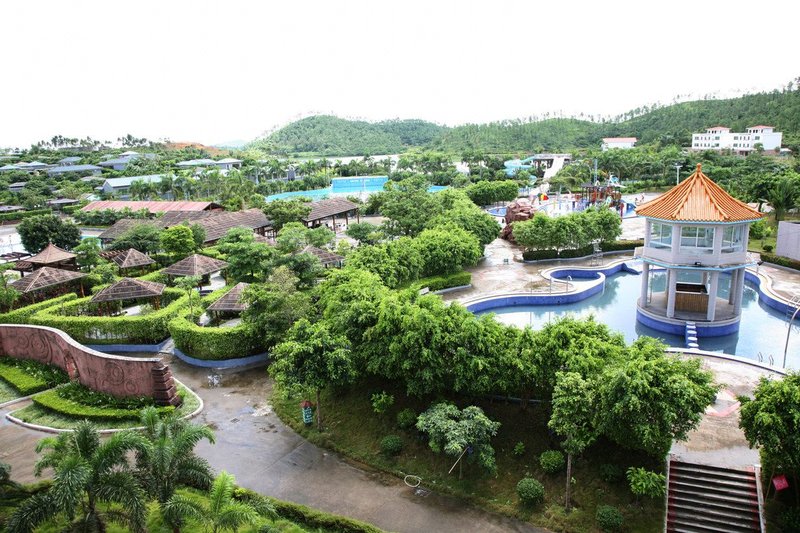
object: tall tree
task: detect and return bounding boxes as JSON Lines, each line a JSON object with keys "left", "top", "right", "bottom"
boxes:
{"left": 17, "top": 214, "right": 81, "bottom": 253}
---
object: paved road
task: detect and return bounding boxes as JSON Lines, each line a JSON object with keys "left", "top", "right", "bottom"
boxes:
{"left": 0, "top": 352, "right": 544, "bottom": 533}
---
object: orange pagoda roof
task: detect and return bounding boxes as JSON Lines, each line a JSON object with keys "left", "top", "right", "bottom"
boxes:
{"left": 635, "top": 164, "right": 763, "bottom": 223}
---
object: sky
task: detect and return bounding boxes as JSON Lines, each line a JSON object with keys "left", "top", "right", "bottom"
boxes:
{"left": 2, "top": 0, "right": 798, "bottom": 148}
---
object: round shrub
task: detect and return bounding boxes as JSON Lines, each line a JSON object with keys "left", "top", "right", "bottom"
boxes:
{"left": 539, "top": 450, "right": 565, "bottom": 474}
{"left": 516, "top": 477, "right": 544, "bottom": 506}
{"left": 596, "top": 505, "right": 624, "bottom": 532}
{"left": 380, "top": 435, "right": 403, "bottom": 456}
{"left": 396, "top": 408, "right": 417, "bottom": 430}
{"left": 762, "top": 244, "right": 774, "bottom": 252}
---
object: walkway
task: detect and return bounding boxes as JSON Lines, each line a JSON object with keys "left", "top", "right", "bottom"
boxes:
{"left": 0, "top": 352, "right": 544, "bottom": 533}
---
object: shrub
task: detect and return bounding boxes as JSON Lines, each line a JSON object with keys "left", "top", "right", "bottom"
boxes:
{"left": 761, "top": 252, "right": 800, "bottom": 271}
{"left": 627, "top": 467, "right": 666, "bottom": 499}
{"left": 596, "top": 505, "right": 624, "bottom": 532}
{"left": 763, "top": 244, "right": 774, "bottom": 252}
{"left": 370, "top": 392, "right": 394, "bottom": 414}
{"left": 396, "top": 408, "right": 417, "bottom": 430}
{"left": 0, "top": 293, "right": 78, "bottom": 324}
{"left": 410, "top": 271, "right": 472, "bottom": 292}
{"left": 598, "top": 463, "right": 625, "bottom": 483}
{"left": 600, "top": 239, "right": 644, "bottom": 252}
{"left": 513, "top": 442, "right": 526, "bottom": 457}
{"left": 0, "top": 357, "right": 68, "bottom": 395}
{"left": 779, "top": 507, "right": 800, "bottom": 532}
{"left": 516, "top": 477, "right": 544, "bottom": 506}
{"left": 539, "top": 450, "right": 565, "bottom": 474}
{"left": 380, "top": 435, "right": 403, "bottom": 456}
{"left": 32, "top": 388, "right": 172, "bottom": 421}
{"left": 0, "top": 208, "right": 52, "bottom": 222}
{"left": 55, "top": 381, "right": 156, "bottom": 411}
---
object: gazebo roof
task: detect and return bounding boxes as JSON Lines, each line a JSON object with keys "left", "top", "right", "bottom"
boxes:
{"left": 111, "top": 248, "right": 155, "bottom": 269}
{"left": 26, "top": 243, "right": 76, "bottom": 265}
{"left": 9, "top": 267, "right": 86, "bottom": 294}
{"left": 636, "top": 164, "right": 763, "bottom": 223}
{"left": 91, "top": 277, "right": 166, "bottom": 303}
{"left": 206, "top": 282, "right": 250, "bottom": 313}
{"left": 300, "top": 245, "right": 344, "bottom": 266}
{"left": 163, "top": 254, "right": 229, "bottom": 277}
{"left": 303, "top": 198, "right": 358, "bottom": 223}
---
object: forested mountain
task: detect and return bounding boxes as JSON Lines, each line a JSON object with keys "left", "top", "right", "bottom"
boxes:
{"left": 248, "top": 88, "right": 800, "bottom": 156}
{"left": 247, "top": 116, "right": 445, "bottom": 156}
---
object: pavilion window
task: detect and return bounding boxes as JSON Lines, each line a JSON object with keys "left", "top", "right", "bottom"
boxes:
{"left": 721, "top": 225, "right": 744, "bottom": 253}
{"left": 648, "top": 222, "right": 672, "bottom": 249}
{"left": 680, "top": 226, "right": 715, "bottom": 254}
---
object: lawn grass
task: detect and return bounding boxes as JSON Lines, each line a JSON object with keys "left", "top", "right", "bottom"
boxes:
{"left": 272, "top": 378, "right": 665, "bottom": 533}
{"left": 9, "top": 384, "right": 202, "bottom": 430}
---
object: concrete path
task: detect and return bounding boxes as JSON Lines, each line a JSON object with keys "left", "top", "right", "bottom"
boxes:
{"left": 0, "top": 354, "right": 544, "bottom": 533}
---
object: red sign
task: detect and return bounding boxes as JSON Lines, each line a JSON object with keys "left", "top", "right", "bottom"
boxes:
{"left": 773, "top": 474, "right": 789, "bottom": 491}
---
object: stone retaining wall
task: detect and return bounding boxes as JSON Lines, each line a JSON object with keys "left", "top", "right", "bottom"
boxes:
{"left": 0, "top": 324, "right": 179, "bottom": 406}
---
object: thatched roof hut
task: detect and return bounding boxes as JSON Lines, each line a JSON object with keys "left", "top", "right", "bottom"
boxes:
{"left": 206, "top": 282, "right": 249, "bottom": 314}
{"left": 111, "top": 248, "right": 155, "bottom": 270}
{"left": 91, "top": 278, "right": 166, "bottom": 303}
{"left": 163, "top": 254, "right": 228, "bottom": 277}
{"left": 9, "top": 267, "right": 86, "bottom": 294}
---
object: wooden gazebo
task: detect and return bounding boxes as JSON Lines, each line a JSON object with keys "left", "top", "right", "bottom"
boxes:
{"left": 110, "top": 248, "right": 155, "bottom": 272}
{"left": 91, "top": 278, "right": 166, "bottom": 312}
{"left": 15, "top": 243, "right": 77, "bottom": 274}
{"left": 163, "top": 254, "right": 229, "bottom": 278}
{"left": 9, "top": 267, "right": 86, "bottom": 301}
{"left": 300, "top": 245, "right": 344, "bottom": 268}
{"left": 206, "top": 282, "right": 249, "bottom": 317}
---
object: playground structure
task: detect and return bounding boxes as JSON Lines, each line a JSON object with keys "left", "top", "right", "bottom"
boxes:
{"left": 504, "top": 153, "right": 571, "bottom": 179}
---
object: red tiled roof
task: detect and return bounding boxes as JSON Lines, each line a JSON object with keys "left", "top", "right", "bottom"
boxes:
{"left": 707, "top": 126, "right": 730, "bottom": 130}
{"left": 635, "top": 164, "right": 763, "bottom": 223}
{"left": 749, "top": 125, "right": 773, "bottom": 129}
{"left": 80, "top": 201, "right": 222, "bottom": 213}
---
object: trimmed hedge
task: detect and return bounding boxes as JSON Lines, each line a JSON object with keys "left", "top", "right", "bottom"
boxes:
{"left": 235, "top": 488, "right": 383, "bottom": 533}
{"left": 0, "top": 357, "right": 68, "bottom": 395}
{"left": 0, "top": 293, "right": 79, "bottom": 324}
{"left": 522, "top": 239, "right": 644, "bottom": 261}
{"left": 30, "top": 288, "right": 188, "bottom": 344}
{"left": 0, "top": 363, "right": 50, "bottom": 396}
{"left": 168, "top": 286, "right": 263, "bottom": 360}
{"left": 761, "top": 252, "right": 800, "bottom": 272}
{"left": 0, "top": 208, "right": 52, "bottom": 222}
{"left": 410, "top": 271, "right": 472, "bottom": 292}
{"left": 32, "top": 387, "right": 173, "bottom": 421}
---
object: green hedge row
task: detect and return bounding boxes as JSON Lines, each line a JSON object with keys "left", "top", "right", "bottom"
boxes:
{"left": 411, "top": 271, "right": 472, "bottom": 292}
{"left": 235, "top": 488, "right": 383, "bottom": 533}
{"left": 0, "top": 208, "right": 52, "bottom": 222}
{"left": 32, "top": 388, "right": 173, "bottom": 421}
{"left": 0, "top": 363, "right": 50, "bottom": 396}
{"left": 761, "top": 252, "right": 800, "bottom": 272}
{"left": 168, "top": 286, "right": 264, "bottom": 360}
{"left": 30, "top": 288, "right": 188, "bottom": 345}
{"left": 522, "top": 239, "right": 644, "bottom": 261}
{"left": 0, "top": 293, "right": 78, "bottom": 324}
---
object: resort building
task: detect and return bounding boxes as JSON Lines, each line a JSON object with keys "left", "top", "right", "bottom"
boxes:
{"left": 634, "top": 164, "right": 762, "bottom": 336}
{"left": 100, "top": 174, "right": 163, "bottom": 199}
{"left": 601, "top": 137, "right": 637, "bottom": 151}
{"left": 691, "top": 126, "right": 782, "bottom": 155}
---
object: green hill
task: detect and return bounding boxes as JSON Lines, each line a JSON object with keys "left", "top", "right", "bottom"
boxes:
{"left": 247, "top": 116, "right": 446, "bottom": 156}
{"left": 248, "top": 88, "right": 800, "bottom": 156}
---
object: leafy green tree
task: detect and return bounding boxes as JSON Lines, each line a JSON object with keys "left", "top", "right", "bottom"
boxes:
{"left": 187, "top": 223, "right": 206, "bottom": 250}
{"left": 513, "top": 212, "right": 554, "bottom": 250}
{"left": 416, "top": 403, "right": 501, "bottom": 474}
{"left": 175, "top": 275, "right": 202, "bottom": 317}
{"left": 162, "top": 471, "right": 266, "bottom": 533}
{"left": 271, "top": 318, "right": 355, "bottom": 429}
{"left": 73, "top": 236, "right": 103, "bottom": 270}
{"left": 380, "top": 177, "right": 442, "bottom": 237}
{"left": 110, "top": 223, "right": 162, "bottom": 254}
{"left": 767, "top": 174, "right": 799, "bottom": 221}
{"left": 548, "top": 372, "right": 598, "bottom": 511}
{"left": 594, "top": 337, "right": 718, "bottom": 457}
{"left": 345, "top": 222, "right": 383, "bottom": 245}
{"left": 17, "top": 214, "right": 81, "bottom": 253}
{"left": 414, "top": 226, "right": 481, "bottom": 276}
{"left": 0, "top": 263, "right": 21, "bottom": 312}
{"left": 136, "top": 407, "right": 215, "bottom": 530}
{"left": 6, "top": 421, "right": 148, "bottom": 533}
{"left": 262, "top": 199, "right": 312, "bottom": 231}
{"left": 275, "top": 222, "right": 308, "bottom": 253}
{"left": 161, "top": 225, "right": 197, "bottom": 260}
{"left": 584, "top": 207, "right": 622, "bottom": 243}
{"left": 739, "top": 372, "right": 800, "bottom": 484}
{"left": 242, "top": 267, "right": 311, "bottom": 347}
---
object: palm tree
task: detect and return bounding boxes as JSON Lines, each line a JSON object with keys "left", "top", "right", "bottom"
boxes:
{"left": 163, "top": 471, "right": 273, "bottom": 533}
{"left": 767, "top": 176, "right": 800, "bottom": 222}
{"left": 6, "top": 421, "right": 148, "bottom": 533}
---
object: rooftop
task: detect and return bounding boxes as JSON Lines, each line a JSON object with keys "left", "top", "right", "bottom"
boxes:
{"left": 101, "top": 174, "right": 164, "bottom": 188}
{"left": 635, "top": 164, "right": 763, "bottom": 223}
{"left": 26, "top": 243, "right": 76, "bottom": 265}
{"left": 163, "top": 254, "right": 229, "bottom": 277}
{"left": 602, "top": 137, "right": 637, "bottom": 142}
{"left": 91, "top": 277, "right": 165, "bottom": 303}
{"left": 81, "top": 200, "right": 222, "bottom": 213}
{"left": 9, "top": 267, "right": 86, "bottom": 294}
{"left": 206, "top": 282, "right": 250, "bottom": 313}
{"left": 46, "top": 164, "right": 103, "bottom": 175}
{"left": 110, "top": 248, "right": 155, "bottom": 269}
{"left": 303, "top": 198, "right": 358, "bottom": 222}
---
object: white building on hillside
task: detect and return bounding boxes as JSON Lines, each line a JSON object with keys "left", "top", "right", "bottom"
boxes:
{"left": 601, "top": 137, "right": 637, "bottom": 151}
{"left": 691, "top": 126, "right": 782, "bottom": 155}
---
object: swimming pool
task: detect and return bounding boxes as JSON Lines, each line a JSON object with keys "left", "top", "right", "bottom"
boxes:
{"left": 476, "top": 271, "right": 799, "bottom": 368}
{"left": 265, "top": 176, "right": 447, "bottom": 201}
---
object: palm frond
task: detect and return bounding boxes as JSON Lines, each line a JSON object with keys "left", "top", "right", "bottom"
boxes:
{"left": 72, "top": 421, "right": 100, "bottom": 459}
{"left": 208, "top": 471, "right": 235, "bottom": 515}
{"left": 92, "top": 431, "right": 148, "bottom": 474}
{"left": 94, "top": 471, "right": 148, "bottom": 532}
{"left": 162, "top": 493, "right": 206, "bottom": 531}
{"left": 216, "top": 502, "right": 260, "bottom": 532}
{"left": 175, "top": 456, "right": 214, "bottom": 490}
{"left": 51, "top": 456, "right": 91, "bottom": 519}
{"left": 5, "top": 491, "right": 60, "bottom": 533}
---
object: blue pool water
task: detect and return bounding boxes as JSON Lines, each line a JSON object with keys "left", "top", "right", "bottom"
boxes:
{"left": 265, "top": 176, "right": 447, "bottom": 201}
{"left": 477, "top": 271, "right": 799, "bottom": 368}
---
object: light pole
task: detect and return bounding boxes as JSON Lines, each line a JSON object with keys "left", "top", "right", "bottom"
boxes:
{"left": 674, "top": 163, "right": 682, "bottom": 185}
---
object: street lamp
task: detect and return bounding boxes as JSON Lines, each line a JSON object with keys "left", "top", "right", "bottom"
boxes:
{"left": 674, "top": 163, "right": 683, "bottom": 185}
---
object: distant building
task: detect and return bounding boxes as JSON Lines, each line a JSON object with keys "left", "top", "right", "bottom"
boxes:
{"left": 776, "top": 221, "right": 800, "bottom": 262}
{"left": 8, "top": 182, "right": 27, "bottom": 193}
{"left": 81, "top": 200, "right": 223, "bottom": 215}
{"left": 97, "top": 152, "right": 156, "bottom": 171}
{"left": 601, "top": 137, "right": 637, "bottom": 151}
{"left": 691, "top": 126, "right": 782, "bottom": 155}
{"left": 100, "top": 174, "right": 164, "bottom": 199}
{"left": 58, "top": 156, "right": 82, "bottom": 165}
{"left": 46, "top": 164, "right": 103, "bottom": 176}
{"left": 175, "top": 158, "right": 243, "bottom": 172}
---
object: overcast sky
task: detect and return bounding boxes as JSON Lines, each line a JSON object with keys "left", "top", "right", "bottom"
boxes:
{"left": 3, "top": 0, "right": 797, "bottom": 148}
